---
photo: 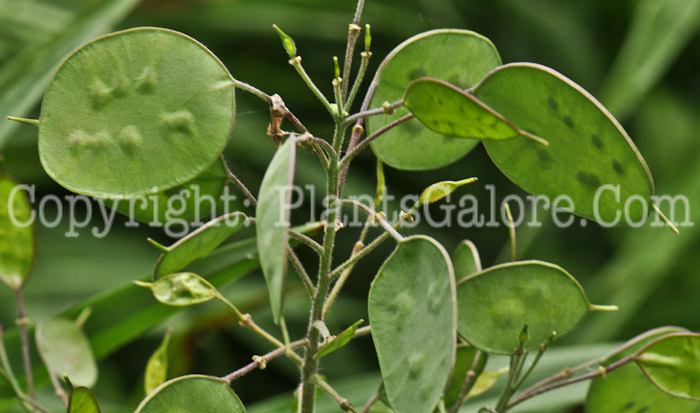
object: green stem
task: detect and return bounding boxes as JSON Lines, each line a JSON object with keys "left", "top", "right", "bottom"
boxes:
{"left": 343, "top": 99, "right": 404, "bottom": 126}
{"left": 224, "top": 338, "right": 307, "bottom": 382}
{"left": 339, "top": 113, "right": 414, "bottom": 170}
{"left": 300, "top": 141, "right": 341, "bottom": 413}
{"left": 287, "top": 246, "right": 316, "bottom": 298}
{"left": 513, "top": 346, "right": 546, "bottom": 391}
{"left": 288, "top": 230, "right": 324, "bottom": 255}
{"left": 215, "top": 294, "right": 299, "bottom": 361}
{"left": 329, "top": 231, "right": 390, "bottom": 280}
{"left": 345, "top": 50, "right": 372, "bottom": 109}
{"left": 334, "top": 77, "right": 345, "bottom": 119}
{"left": 290, "top": 56, "right": 336, "bottom": 117}
{"left": 222, "top": 155, "right": 258, "bottom": 207}
{"left": 314, "top": 374, "right": 358, "bottom": 412}
{"left": 495, "top": 350, "right": 527, "bottom": 412}
{"left": 0, "top": 329, "right": 36, "bottom": 413}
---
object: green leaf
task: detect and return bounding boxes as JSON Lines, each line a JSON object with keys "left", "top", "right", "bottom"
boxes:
{"left": 368, "top": 29, "right": 501, "bottom": 170}
{"left": 36, "top": 318, "right": 97, "bottom": 387}
{"left": 256, "top": 138, "right": 296, "bottom": 324}
{"left": 452, "top": 240, "right": 481, "bottom": 280}
{"left": 144, "top": 328, "right": 172, "bottom": 395}
{"left": 38, "top": 27, "right": 235, "bottom": 198}
{"left": 0, "top": 174, "right": 34, "bottom": 290}
{"left": 0, "top": 0, "right": 142, "bottom": 149}
{"left": 136, "top": 375, "right": 245, "bottom": 412}
{"left": 418, "top": 177, "right": 477, "bottom": 206}
{"left": 135, "top": 272, "right": 218, "bottom": 307}
{"left": 456, "top": 260, "right": 593, "bottom": 354}
{"left": 368, "top": 235, "right": 456, "bottom": 413}
{"left": 474, "top": 63, "right": 654, "bottom": 223}
{"left": 110, "top": 156, "right": 230, "bottom": 224}
{"left": 152, "top": 212, "right": 247, "bottom": 279}
{"left": 444, "top": 344, "right": 487, "bottom": 407}
{"left": 68, "top": 387, "right": 101, "bottom": 413}
{"left": 635, "top": 332, "right": 700, "bottom": 401}
{"left": 405, "top": 79, "right": 544, "bottom": 144}
{"left": 314, "top": 320, "right": 364, "bottom": 359}
{"left": 586, "top": 327, "right": 699, "bottom": 412}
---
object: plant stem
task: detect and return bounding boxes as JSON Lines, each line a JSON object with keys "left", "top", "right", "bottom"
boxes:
{"left": 290, "top": 56, "right": 336, "bottom": 117}
{"left": 328, "top": 231, "right": 390, "bottom": 280}
{"left": 504, "top": 202, "right": 516, "bottom": 262}
{"left": 15, "top": 289, "right": 35, "bottom": 401}
{"left": 287, "top": 246, "right": 316, "bottom": 298}
{"left": 289, "top": 230, "right": 324, "bottom": 255}
{"left": 337, "top": 74, "right": 379, "bottom": 194}
{"left": 495, "top": 349, "right": 529, "bottom": 412}
{"left": 216, "top": 295, "right": 299, "bottom": 361}
{"left": 300, "top": 139, "right": 341, "bottom": 413}
{"left": 339, "top": 199, "right": 404, "bottom": 242}
{"left": 345, "top": 51, "right": 372, "bottom": 110}
{"left": 339, "top": 114, "right": 414, "bottom": 170}
{"left": 334, "top": 77, "right": 345, "bottom": 118}
{"left": 449, "top": 350, "right": 484, "bottom": 413}
{"left": 340, "top": 0, "right": 366, "bottom": 100}
{"left": 223, "top": 157, "right": 258, "bottom": 207}
{"left": 341, "top": 24, "right": 362, "bottom": 101}
{"left": 314, "top": 374, "right": 358, "bottom": 412}
{"left": 231, "top": 78, "right": 273, "bottom": 103}
{"left": 0, "top": 328, "right": 43, "bottom": 413}
{"left": 323, "top": 231, "right": 391, "bottom": 317}
{"left": 506, "top": 354, "right": 636, "bottom": 410}
{"left": 361, "top": 391, "right": 380, "bottom": 413}
{"left": 224, "top": 338, "right": 308, "bottom": 382}
{"left": 343, "top": 100, "right": 404, "bottom": 126}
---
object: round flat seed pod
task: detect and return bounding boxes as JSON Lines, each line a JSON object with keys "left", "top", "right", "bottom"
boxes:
{"left": 456, "top": 260, "right": 593, "bottom": 355}
{"left": 368, "top": 30, "right": 501, "bottom": 170}
{"left": 38, "top": 27, "right": 235, "bottom": 198}
{"left": 136, "top": 375, "right": 245, "bottom": 412}
{"left": 474, "top": 63, "right": 653, "bottom": 223}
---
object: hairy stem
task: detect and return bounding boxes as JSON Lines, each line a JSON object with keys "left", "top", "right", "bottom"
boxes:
{"left": 300, "top": 142, "right": 341, "bottom": 412}
{"left": 344, "top": 99, "right": 404, "bottom": 126}
{"left": 315, "top": 374, "right": 358, "bottom": 412}
{"left": 290, "top": 56, "right": 336, "bottom": 117}
{"left": 223, "top": 157, "right": 257, "bottom": 207}
{"left": 339, "top": 114, "right": 414, "bottom": 169}
{"left": 287, "top": 246, "right": 316, "bottom": 297}
{"left": 224, "top": 338, "right": 307, "bottom": 382}
{"left": 289, "top": 230, "right": 324, "bottom": 255}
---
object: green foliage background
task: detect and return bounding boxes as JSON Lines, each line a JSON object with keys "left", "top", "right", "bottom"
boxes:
{"left": 0, "top": 0, "right": 698, "bottom": 411}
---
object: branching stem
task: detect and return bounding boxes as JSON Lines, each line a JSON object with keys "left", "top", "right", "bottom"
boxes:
{"left": 344, "top": 99, "right": 404, "bottom": 126}
{"left": 340, "top": 114, "right": 414, "bottom": 169}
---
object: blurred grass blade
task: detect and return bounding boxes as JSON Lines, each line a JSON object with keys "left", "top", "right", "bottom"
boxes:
{"left": 0, "top": 0, "right": 142, "bottom": 149}
{"left": 600, "top": 0, "right": 700, "bottom": 120}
